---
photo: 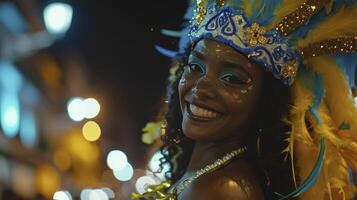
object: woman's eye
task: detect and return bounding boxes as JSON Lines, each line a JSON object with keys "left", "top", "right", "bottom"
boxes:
{"left": 221, "top": 74, "right": 245, "bottom": 85}
{"left": 188, "top": 63, "right": 204, "bottom": 74}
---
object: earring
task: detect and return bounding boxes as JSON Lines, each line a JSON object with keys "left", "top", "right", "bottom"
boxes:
{"left": 160, "top": 120, "right": 167, "bottom": 137}
{"left": 172, "top": 128, "right": 182, "bottom": 144}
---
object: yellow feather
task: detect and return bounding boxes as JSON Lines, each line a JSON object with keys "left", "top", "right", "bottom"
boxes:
{"left": 285, "top": 79, "right": 315, "bottom": 187}
{"left": 299, "top": 4, "right": 357, "bottom": 47}
{"left": 267, "top": 0, "right": 306, "bottom": 29}
{"left": 292, "top": 56, "right": 357, "bottom": 199}
{"left": 242, "top": 0, "right": 253, "bottom": 18}
{"left": 306, "top": 56, "right": 357, "bottom": 142}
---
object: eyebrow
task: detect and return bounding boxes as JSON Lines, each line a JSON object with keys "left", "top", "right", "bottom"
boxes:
{"left": 191, "top": 50, "right": 206, "bottom": 61}
{"left": 191, "top": 50, "right": 251, "bottom": 77}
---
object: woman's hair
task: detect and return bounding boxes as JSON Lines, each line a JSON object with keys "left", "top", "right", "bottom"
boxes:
{"left": 158, "top": 53, "right": 296, "bottom": 199}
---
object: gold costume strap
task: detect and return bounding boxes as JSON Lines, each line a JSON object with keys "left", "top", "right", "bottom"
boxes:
{"left": 300, "top": 36, "right": 357, "bottom": 58}
{"left": 276, "top": 0, "right": 332, "bottom": 36}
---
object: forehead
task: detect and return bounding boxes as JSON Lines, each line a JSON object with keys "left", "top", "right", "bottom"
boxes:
{"left": 192, "top": 39, "right": 250, "bottom": 63}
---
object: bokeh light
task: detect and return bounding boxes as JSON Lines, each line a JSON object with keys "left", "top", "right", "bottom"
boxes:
{"left": 82, "top": 121, "right": 101, "bottom": 142}
{"left": 89, "top": 189, "right": 109, "bottom": 200}
{"left": 35, "top": 164, "right": 60, "bottom": 198}
{"left": 148, "top": 151, "right": 171, "bottom": 181}
{"left": 84, "top": 98, "right": 100, "bottom": 119}
{"left": 20, "top": 110, "right": 38, "bottom": 148}
{"left": 135, "top": 175, "right": 161, "bottom": 194}
{"left": 80, "top": 189, "right": 91, "bottom": 200}
{"left": 106, "top": 150, "right": 128, "bottom": 171}
{"left": 53, "top": 149, "right": 71, "bottom": 171}
{"left": 12, "top": 163, "right": 36, "bottom": 198}
{"left": 67, "top": 97, "right": 86, "bottom": 122}
{"left": 0, "top": 92, "right": 20, "bottom": 138}
{"left": 100, "top": 187, "right": 115, "bottom": 198}
{"left": 0, "top": 61, "right": 23, "bottom": 92}
{"left": 53, "top": 191, "right": 72, "bottom": 200}
{"left": 113, "top": 163, "right": 134, "bottom": 182}
{"left": 43, "top": 3, "right": 73, "bottom": 36}
{"left": 81, "top": 189, "right": 111, "bottom": 200}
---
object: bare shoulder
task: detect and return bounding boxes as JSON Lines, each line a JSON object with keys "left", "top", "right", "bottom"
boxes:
{"left": 179, "top": 160, "right": 264, "bottom": 200}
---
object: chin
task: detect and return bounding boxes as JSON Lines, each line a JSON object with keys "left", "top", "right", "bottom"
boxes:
{"left": 181, "top": 115, "right": 225, "bottom": 141}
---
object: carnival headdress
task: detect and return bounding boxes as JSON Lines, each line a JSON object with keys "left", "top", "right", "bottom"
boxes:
{"left": 148, "top": 0, "right": 357, "bottom": 199}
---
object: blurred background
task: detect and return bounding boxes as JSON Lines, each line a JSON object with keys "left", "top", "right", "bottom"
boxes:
{"left": 0, "top": 0, "right": 187, "bottom": 199}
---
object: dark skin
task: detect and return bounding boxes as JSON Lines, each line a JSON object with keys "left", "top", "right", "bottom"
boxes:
{"left": 177, "top": 39, "right": 265, "bottom": 199}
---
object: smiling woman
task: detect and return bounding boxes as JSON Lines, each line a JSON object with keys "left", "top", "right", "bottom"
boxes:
{"left": 131, "top": 0, "right": 357, "bottom": 199}
{"left": 180, "top": 40, "right": 264, "bottom": 142}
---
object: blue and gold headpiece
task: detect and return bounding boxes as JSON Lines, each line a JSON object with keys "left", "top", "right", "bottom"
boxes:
{"left": 190, "top": 3, "right": 298, "bottom": 85}
{"left": 188, "top": 0, "right": 357, "bottom": 86}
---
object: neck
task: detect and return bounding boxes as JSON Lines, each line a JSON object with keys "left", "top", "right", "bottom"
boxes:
{"left": 186, "top": 135, "right": 246, "bottom": 171}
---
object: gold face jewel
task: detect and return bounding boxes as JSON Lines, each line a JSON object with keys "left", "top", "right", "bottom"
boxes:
{"left": 244, "top": 23, "right": 267, "bottom": 46}
{"left": 280, "top": 60, "right": 298, "bottom": 78}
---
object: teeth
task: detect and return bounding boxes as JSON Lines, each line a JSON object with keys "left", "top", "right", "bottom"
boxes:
{"left": 189, "top": 104, "right": 219, "bottom": 118}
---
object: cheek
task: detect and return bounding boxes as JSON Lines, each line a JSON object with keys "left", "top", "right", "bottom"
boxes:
{"left": 221, "top": 84, "right": 255, "bottom": 105}
{"left": 224, "top": 84, "right": 260, "bottom": 119}
{"left": 178, "top": 73, "right": 196, "bottom": 108}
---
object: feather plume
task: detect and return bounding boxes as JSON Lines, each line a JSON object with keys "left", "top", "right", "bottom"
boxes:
{"left": 267, "top": 0, "right": 307, "bottom": 29}
{"left": 298, "top": 4, "right": 357, "bottom": 47}
{"left": 306, "top": 56, "right": 357, "bottom": 142}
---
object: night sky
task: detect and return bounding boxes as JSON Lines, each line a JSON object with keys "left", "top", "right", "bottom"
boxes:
{"left": 42, "top": 0, "right": 188, "bottom": 165}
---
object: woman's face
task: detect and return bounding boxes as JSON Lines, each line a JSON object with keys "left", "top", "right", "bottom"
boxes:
{"left": 179, "top": 39, "right": 264, "bottom": 142}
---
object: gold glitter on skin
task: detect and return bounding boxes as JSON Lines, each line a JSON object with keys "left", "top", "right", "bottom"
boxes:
{"left": 240, "top": 90, "right": 248, "bottom": 94}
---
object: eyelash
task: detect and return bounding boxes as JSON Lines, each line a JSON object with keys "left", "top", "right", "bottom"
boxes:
{"left": 187, "top": 63, "right": 205, "bottom": 74}
{"left": 185, "top": 63, "right": 247, "bottom": 85}
{"left": 220, "top": 73, "right": 246, "bottom": 85}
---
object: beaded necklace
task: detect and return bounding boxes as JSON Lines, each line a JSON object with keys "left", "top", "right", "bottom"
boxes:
{"left": 131, "top": 146, "right": 247, "bottom": 200}
{"left": 172, "top": 146, "right": 248, "bottom": 198}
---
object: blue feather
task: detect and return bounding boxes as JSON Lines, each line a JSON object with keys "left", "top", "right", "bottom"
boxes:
{"left": 155, "top": 45, "right": 178, "bottom": 58}
{"left": 252, "top": 0, "right": 283, "bottom": 25}
{"left": 161, "top": 29, "right": 182, "bottom": 38}
{"left": 334, "top": 53, "right": 357, "bottom": 88}
{"left": 349, "top": 167, "right": 354, "bottom": 182}
{"left": 178, "top": 27, "right": 191, "bottom": 55}
{"left": 278, "top": 138, "right": 326, "bottom": 199}
{"left": 311, "top": 72, "right": 325, "bottom": 114}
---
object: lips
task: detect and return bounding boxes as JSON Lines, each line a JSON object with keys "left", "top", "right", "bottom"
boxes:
{"left": 186, "top": 102, "right": 222, "bottom": 121}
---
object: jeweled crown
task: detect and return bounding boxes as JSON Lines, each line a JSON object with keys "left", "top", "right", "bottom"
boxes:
{"left": 188, "top": 0, "right": 357, "bottom": 86}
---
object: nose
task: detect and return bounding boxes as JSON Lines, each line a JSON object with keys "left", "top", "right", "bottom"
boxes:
{"left": 192, "top": 76, "right": 217, "bottom": 99}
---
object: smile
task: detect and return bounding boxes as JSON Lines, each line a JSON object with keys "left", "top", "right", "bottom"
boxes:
{"left": 186, "top": 102, "right": 222, "bottom": 121}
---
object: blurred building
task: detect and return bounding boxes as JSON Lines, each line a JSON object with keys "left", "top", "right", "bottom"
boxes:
{"left": 0, "top": 1, "right": 107, "bottom": 199}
